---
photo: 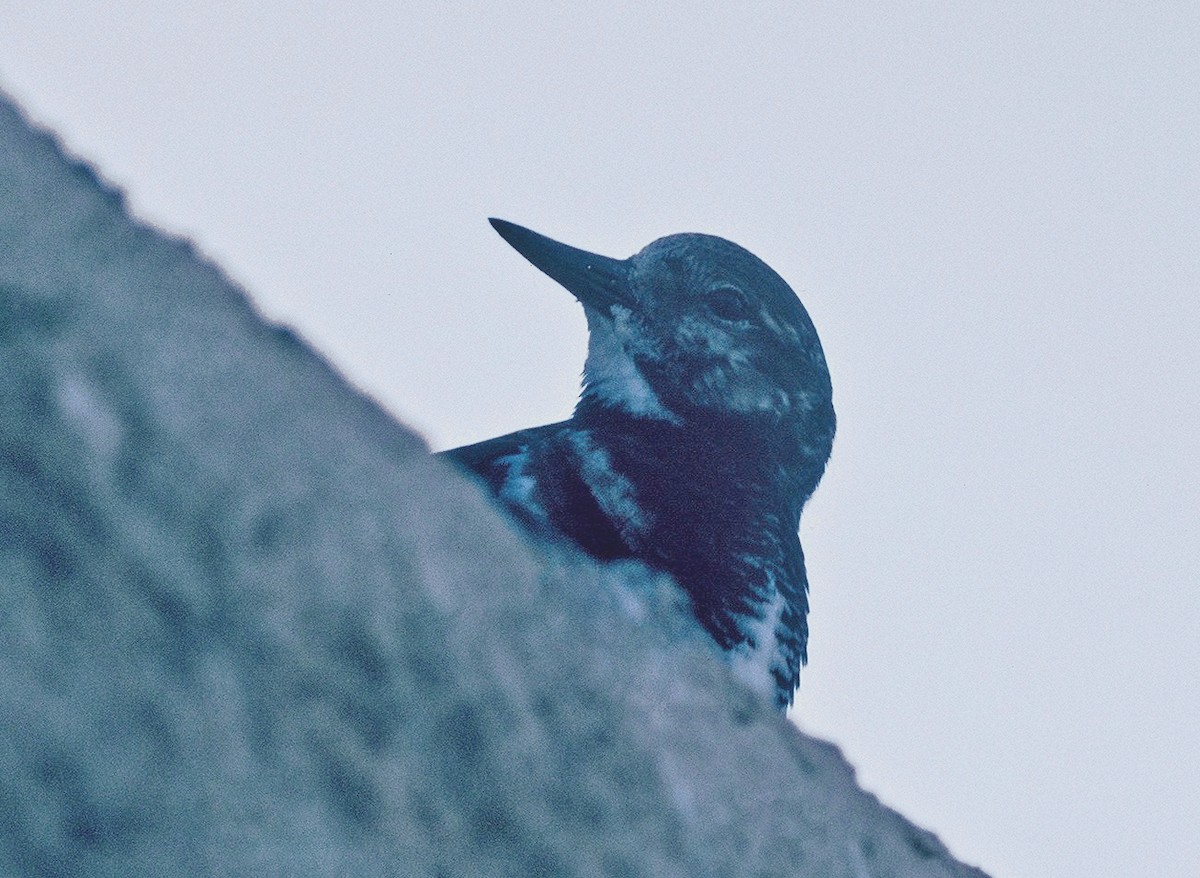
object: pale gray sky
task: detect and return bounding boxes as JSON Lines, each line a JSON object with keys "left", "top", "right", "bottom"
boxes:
{"left": 3, "top": 4, "right": 1197, "bottom": 876}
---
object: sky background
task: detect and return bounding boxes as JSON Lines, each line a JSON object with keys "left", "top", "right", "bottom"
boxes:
{"left": 3, "top": 4, "right": 1197, "bottom": 876}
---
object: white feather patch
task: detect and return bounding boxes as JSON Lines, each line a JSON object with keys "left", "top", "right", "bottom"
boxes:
{"left": 569, "top": 431, "right": 649, "bottom": 538}
{"left": 495, "top": 449, "right": 547, "bottom": 523}
{"left": 726, "top": 561, "right": 789, "bottom": 699}
{"left": 582, "top": 307, "right": 679, "bottom": 422}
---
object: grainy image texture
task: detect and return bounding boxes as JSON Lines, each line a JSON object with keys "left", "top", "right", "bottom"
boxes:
{"left": 0, "top": 94, "right": 989, "bottom": 878}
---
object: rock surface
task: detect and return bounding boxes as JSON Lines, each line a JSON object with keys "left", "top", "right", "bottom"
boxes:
{"left": 0, "top": 93, "right": 989, "bottom": 878}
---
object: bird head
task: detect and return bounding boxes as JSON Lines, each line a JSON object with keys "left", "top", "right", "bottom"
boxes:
{"left": 489, "top": 218, "right": 834, "bottom": 462}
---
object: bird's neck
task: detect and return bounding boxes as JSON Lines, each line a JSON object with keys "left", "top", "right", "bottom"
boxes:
{"left": 571, "top": 399, "right": 824, "bottom": 530}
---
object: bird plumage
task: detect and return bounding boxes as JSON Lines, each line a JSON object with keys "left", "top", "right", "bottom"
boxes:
{"left": 440, "top": 219, "right": 835, "bottom": 709}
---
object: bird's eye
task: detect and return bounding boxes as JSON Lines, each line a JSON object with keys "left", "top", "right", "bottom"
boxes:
{"left": 706, "top": 285, "right": 752, "bottom": 323}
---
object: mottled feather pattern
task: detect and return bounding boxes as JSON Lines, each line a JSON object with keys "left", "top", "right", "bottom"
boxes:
{"left": 440, "top": 220, "right": 834, "bottom": 709}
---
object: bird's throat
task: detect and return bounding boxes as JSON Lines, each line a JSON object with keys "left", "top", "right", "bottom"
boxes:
{"left": 580, "top": 308, "right": 679, "bottom": 423}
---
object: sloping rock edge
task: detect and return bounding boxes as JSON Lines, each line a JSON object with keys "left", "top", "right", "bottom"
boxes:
{"left": 0, "top": 94, "right": 989, "bottom": 878}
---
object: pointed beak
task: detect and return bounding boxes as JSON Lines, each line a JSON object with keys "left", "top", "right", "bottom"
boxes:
{"left": 489, "top": 218, "right": 631, "bottom": 313}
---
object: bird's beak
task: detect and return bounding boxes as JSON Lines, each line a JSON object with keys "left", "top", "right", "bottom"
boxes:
{"left": 489, "top": 218, "right": 632, "bottom": 313}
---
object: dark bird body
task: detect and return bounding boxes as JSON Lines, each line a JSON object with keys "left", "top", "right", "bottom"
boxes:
{"left": 440, "top": 220, "right": 835, "bottom": 709}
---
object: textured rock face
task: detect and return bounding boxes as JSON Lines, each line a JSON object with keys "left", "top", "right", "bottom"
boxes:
{"left": 0, "top": 94, "right": 989, "bottom": 878}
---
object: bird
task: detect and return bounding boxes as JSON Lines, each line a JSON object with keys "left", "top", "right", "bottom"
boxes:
{"left": 439, "top": 218, "right": 835, "bottom": 710}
